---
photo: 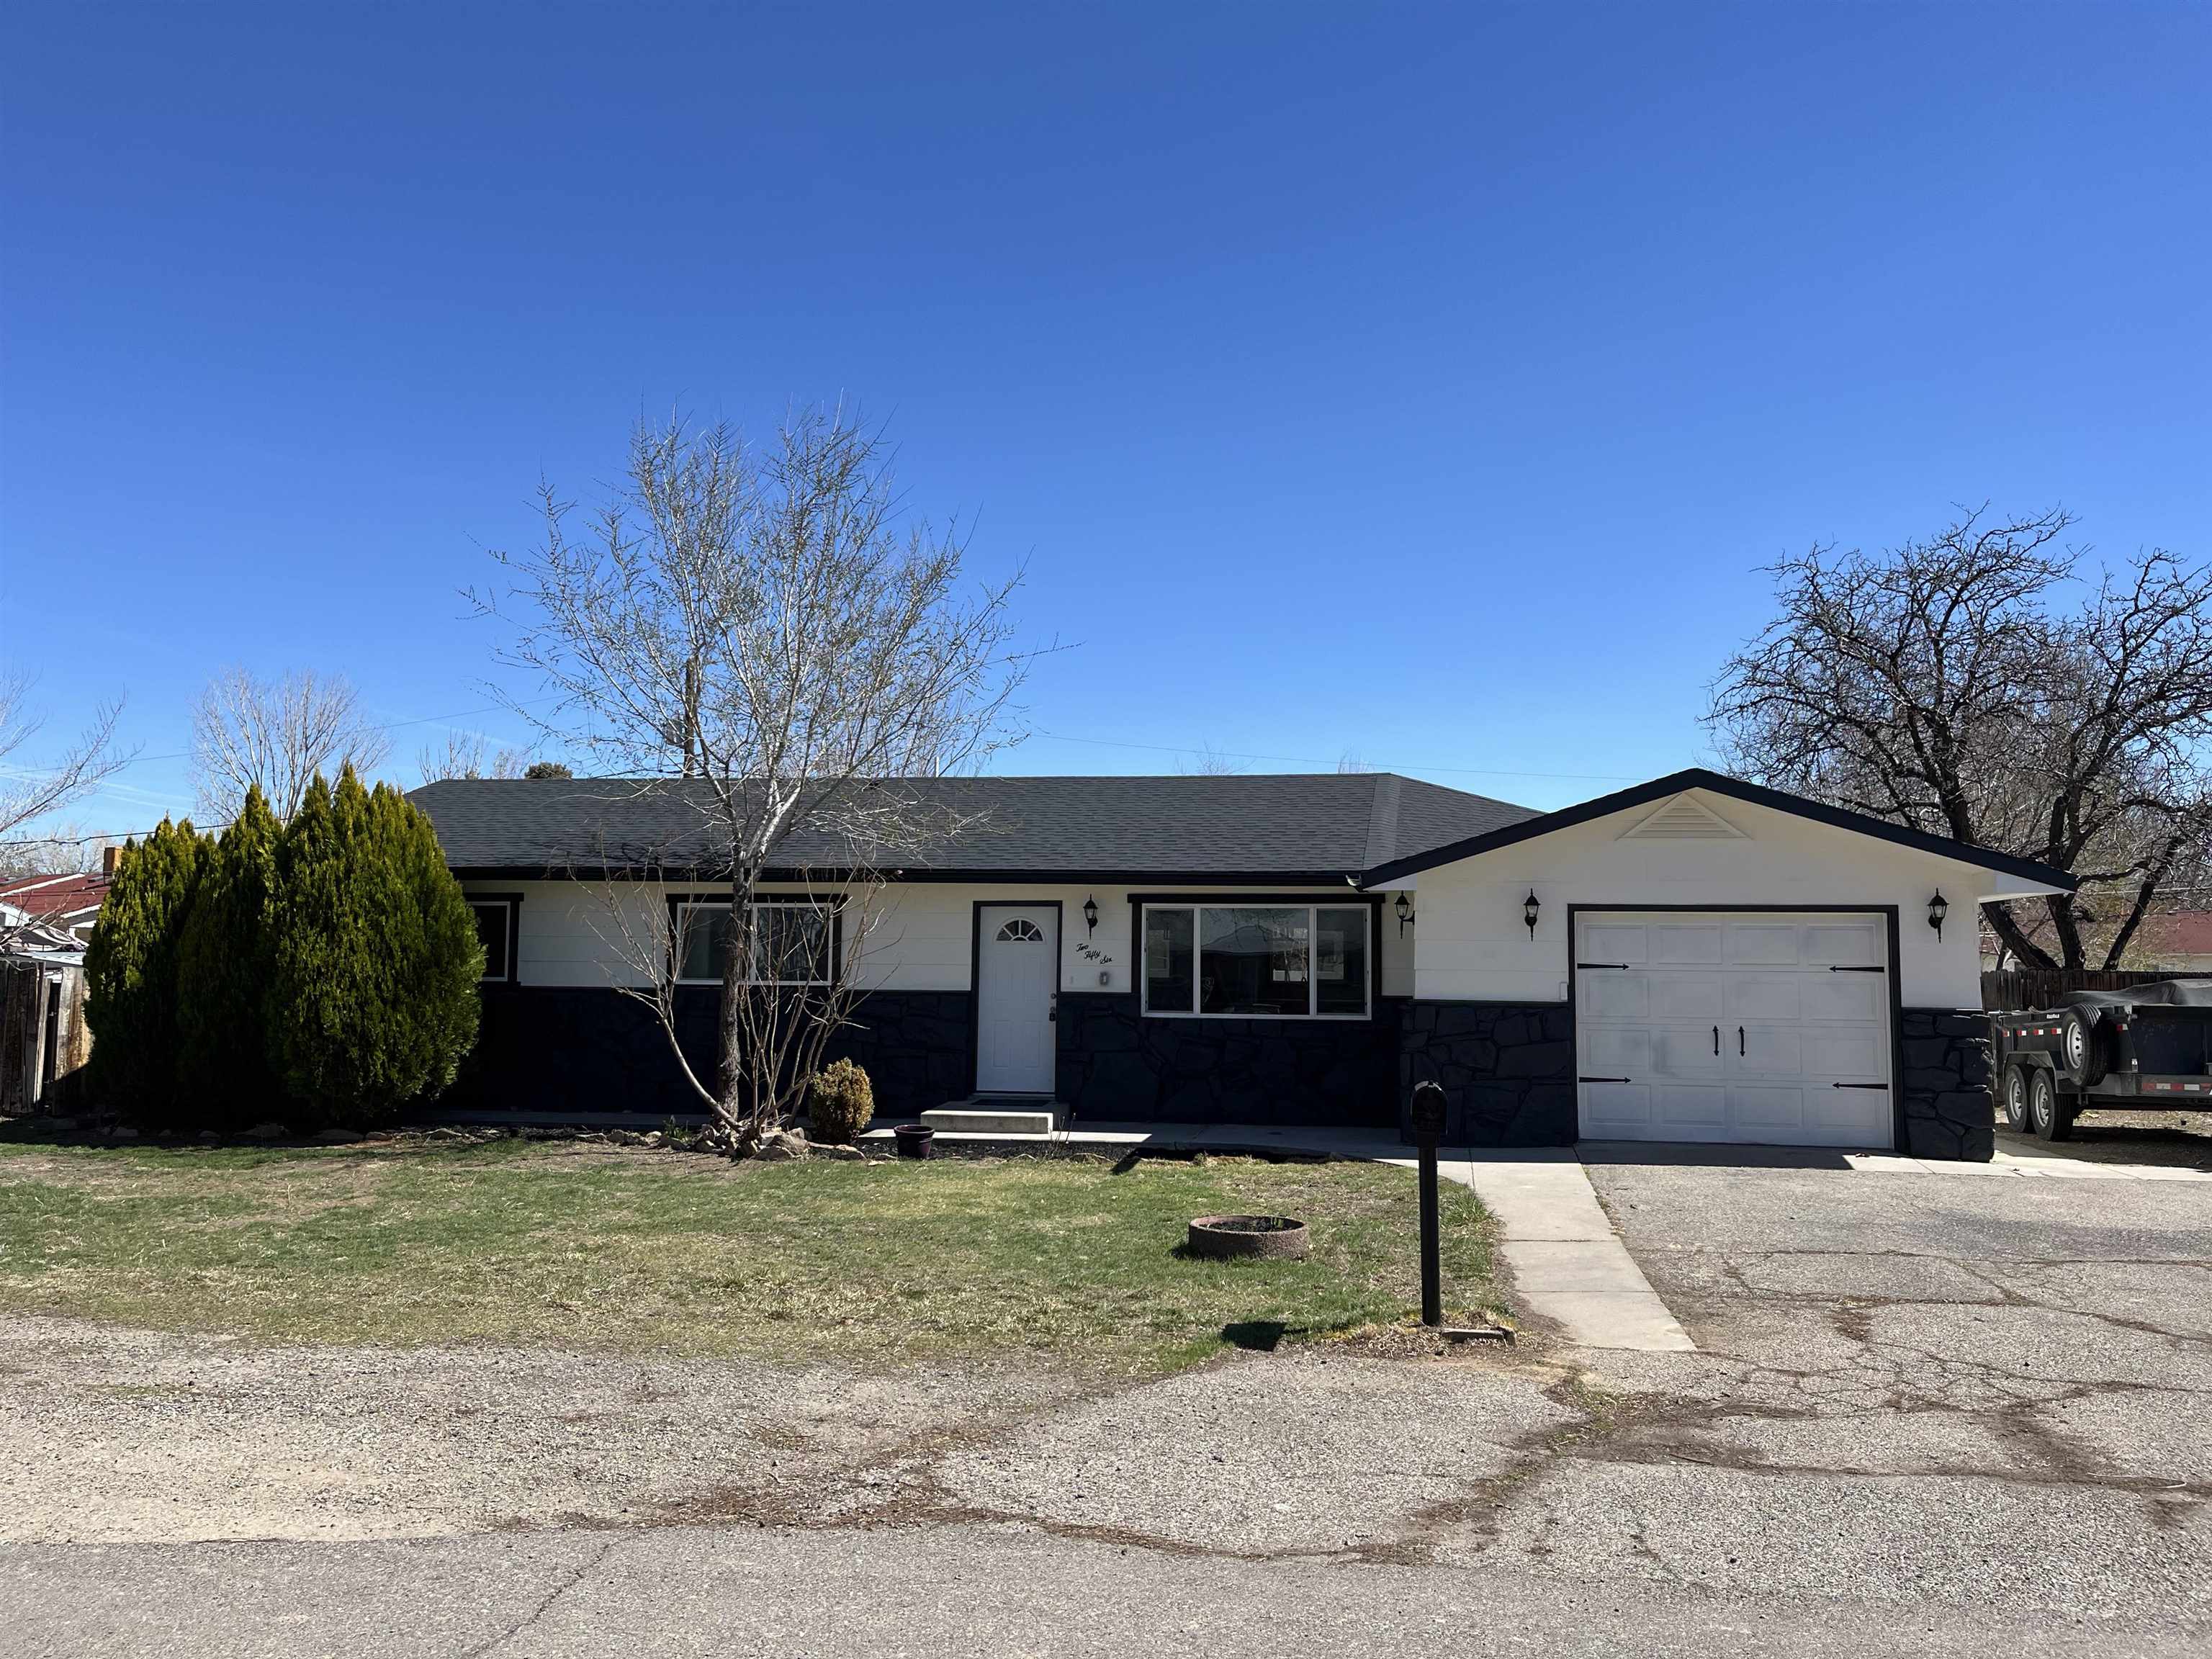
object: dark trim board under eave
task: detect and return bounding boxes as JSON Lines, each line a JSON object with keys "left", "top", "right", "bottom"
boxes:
{"left": 1360, "top": 768, "right": 2077, "bottom": 893}
{"left": 446, "top": 866, "right": 1373, "bottom": 886}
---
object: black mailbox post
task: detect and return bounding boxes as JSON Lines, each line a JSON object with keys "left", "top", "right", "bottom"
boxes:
{"left": 1409, "top": 1080, "right": 1447, "bottom": 1328}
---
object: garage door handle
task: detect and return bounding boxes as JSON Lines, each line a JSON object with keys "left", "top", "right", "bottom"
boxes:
{"left": 1829, "top": 966, "right": 1884, "bottom": 973}
{"left": 1832, "top": 1082, "right": 1888, "bottom": 1090}
{"left": 1738, "top": 1025, "right": 1745, "bottom": 1056}
{"left": 1577, "top": 962, "right": 1629, "bottom": 970}
{"left": 1712, "top": 1025, "right": 1719, "bottom": 1056}
{"left": 1579, "top": 1076, "right": 1632, "bottom": 1084}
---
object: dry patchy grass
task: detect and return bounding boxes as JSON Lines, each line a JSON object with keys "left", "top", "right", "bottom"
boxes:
{"left": 0, "top": 1138, "right": 1496, "bottom": 1375}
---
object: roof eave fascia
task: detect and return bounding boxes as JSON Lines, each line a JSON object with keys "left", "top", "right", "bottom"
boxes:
{"left": 1357, "top": 768, "right": 2079, "bottom": 894}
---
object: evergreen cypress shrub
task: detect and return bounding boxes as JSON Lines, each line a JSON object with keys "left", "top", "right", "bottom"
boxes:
{"left": 83, "top": 817, "right": 210, "bottom": 1122}
{"left": 264, "top": 770, "right": 483, "bottom": 1127}
{"left": 175, "top": 786, "right": 282, "bottom": 1128}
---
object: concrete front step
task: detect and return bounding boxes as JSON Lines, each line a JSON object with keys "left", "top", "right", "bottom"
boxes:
{"left": 920, "top": 1105, "right": 1058, "bottom": 1136}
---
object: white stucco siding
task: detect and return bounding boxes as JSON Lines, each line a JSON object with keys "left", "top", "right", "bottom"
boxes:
{"left": 1397, "top": 789, "right": 2063, "bottom": 1009}
{"left": 467, "top": 878, "right": 1412, "bottom": 999}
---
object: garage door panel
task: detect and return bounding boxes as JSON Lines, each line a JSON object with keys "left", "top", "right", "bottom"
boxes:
{"left": 1804, "top": 920, "right": 1883, "bottom": 967}
{"left": 1575, "top": 910, "right": 1893, "bottom": 1149}
{"left": 1649, "top": 973, "right": 1725, "bottom": 1021}
{"left": 1653, "top": 1084, "right": 1729, "bottom": 1131}
{"left": 1651, "top": 1025, "right": 1726, "bottom": 1077}
{"left": 1583, "top": 1028, "right": 1648, "bottom": 1074}
{"left": 1580, "top": 974, "right": 1648, "bottom": 1019}
{"left": 1648, "top": 925, "right": 1724, "bottom": 966}
{"left": 1581, "top": 1082, "right": 1651, "bottom": 1133}
{"left": 1581, "top": 924, "right": 1647, "bottom": 964}
{"left": 1804, "top": 1028, "right": 1886, "bottom": 1079}
{"left": 1802, "top": 976, "right": 1881, "bottom": 1022}
{"left": 1727, "top": 922, "right": 1804, "bottom": 966}
{"left": 1730, "top": 1085, "right": 1807, "bottom": 1132}
{"left": 1730, "top": 976, "right": 1802, "bottom": 1020}
{"left": 1740, "top": 1025, "right": 1803, "bottom": 1074}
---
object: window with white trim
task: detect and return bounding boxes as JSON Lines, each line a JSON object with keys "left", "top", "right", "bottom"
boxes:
{"left": 675, "top": 899, "right": 836, "bottom": 986}
{"left": 1140, "top": 903, "right": 1370, "bottom": 1018}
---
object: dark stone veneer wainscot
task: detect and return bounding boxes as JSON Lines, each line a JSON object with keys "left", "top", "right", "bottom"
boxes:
{"left": 1396, "top": 1002, "right": 1578, "bottom": 1146}
{"left": 1898, "top": 1007, "right": 1994, "bottom": 1161}
{"left": 445, "top": 986, "right": 971, "bottom": 1120}
{"left": 1053, "top": 994, "right": 1402, "bottom": 1128}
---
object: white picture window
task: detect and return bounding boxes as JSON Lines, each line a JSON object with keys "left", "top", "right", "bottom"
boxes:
{"left": 1140, "top": 903, "right": 1370, "bottom": 1018}
{"left": 675, "top": 900, "right": 835, "bottom": 986}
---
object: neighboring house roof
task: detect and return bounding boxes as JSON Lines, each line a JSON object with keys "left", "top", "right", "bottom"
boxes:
{"left": 0, "top": 871, "right": 109, "bottom": 954}
{"left": 408, "top": 773, "right": 1541, "bottom": 883}
{"left": 1357, "top": 768, "right": 2078, "bottom": 892}
{"left": 2138, "top": 911, "right": 2212, "bottom": 961}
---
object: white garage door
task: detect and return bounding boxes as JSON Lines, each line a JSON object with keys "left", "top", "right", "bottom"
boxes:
{"left": 1575, "top": 911, "right": 1894, "bottom": 1148}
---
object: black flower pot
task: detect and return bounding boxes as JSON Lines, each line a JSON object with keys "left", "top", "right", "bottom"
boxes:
{"left": 893, "top": 1123, "right": 935, "bottom": 1160}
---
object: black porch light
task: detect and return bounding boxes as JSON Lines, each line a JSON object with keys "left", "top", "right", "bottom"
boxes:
{"left": 1394, "top": 891, "right": 1414, "bottom": 935}
{"left": 1523, "top": 891, "right": 1541, "bottom": 940}
{"left": 1928, "top": 890, "right": 1949, "bottom": 940}
{"left": 1083, "top": 895, "right": 1099, "bottom": 935}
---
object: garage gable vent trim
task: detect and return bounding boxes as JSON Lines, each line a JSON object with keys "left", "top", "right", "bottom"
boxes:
{"left": 1617, "top": 794, "right": 1747, "bottom": 841}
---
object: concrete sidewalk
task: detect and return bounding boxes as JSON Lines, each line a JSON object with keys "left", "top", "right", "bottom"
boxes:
{"left": 1444, "top": 1148, "right": 1696, "bottom": 1353}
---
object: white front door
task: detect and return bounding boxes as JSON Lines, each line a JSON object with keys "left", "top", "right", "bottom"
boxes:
{"left": 1575, "top": 911, "right": 1893, "bottom": 1148}
{"left": 976, "top": 904, "right": 1058, "bottom": 1095}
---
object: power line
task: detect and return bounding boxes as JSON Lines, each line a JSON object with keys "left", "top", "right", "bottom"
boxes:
{"left": 1026, "top": 728, "right": 1646, "bottom": 785}
{"left": 109, "top": 694, "right": 563, "bottom": 768}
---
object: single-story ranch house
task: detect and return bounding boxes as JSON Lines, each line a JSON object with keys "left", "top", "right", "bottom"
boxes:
{"left": 410, "top": 768, "right": 2071, "bottom": 1161}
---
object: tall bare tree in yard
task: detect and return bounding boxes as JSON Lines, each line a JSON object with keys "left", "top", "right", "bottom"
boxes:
{"left": 1708, "top": 507, "right": 2212, "bottom": 970}
{"left": 476, "top": 408, "right": 1027, "bottom": 1148}
{"left": 192, "top": 668, "right": 391, "bottom": 823}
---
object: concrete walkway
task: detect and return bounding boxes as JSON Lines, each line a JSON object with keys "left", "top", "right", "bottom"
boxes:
{"left": 1442, "top": 1148, "right": 1696, "bottom": 1353}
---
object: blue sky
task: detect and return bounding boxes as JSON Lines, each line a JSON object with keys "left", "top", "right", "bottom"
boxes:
{"left": 3, "top": 2, "right": 2206, "bottom": 836}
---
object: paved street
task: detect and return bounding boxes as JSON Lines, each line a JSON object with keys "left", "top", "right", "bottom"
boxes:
{"left": 5, "top": 1130, "right": 2209, "bottom": 1656}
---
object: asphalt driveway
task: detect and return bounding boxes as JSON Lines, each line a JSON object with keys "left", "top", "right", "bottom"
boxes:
{"left": 4, "top": 1138, "right": 2209, "bottom": 1655}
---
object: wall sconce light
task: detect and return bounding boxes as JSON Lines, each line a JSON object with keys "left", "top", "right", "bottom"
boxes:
{"left": 1524, "top": 891, "right": 1541, "bottom": 940}
{"left": 1394, "top": 892, "right": 1414, "bottom": 936}
{"left": 1928, "top": 891, "right": 1948, "bottom": 940}
{"left": 1082, "top": 896, "right": 1099, "bottom": 936}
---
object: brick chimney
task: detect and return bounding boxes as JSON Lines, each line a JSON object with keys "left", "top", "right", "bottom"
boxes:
{"left": 102, "top": 843, "right": 124, "bottom": 878}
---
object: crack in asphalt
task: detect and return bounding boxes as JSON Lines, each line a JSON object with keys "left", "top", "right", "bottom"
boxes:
{"left": 461, "top": 1534, "right": 621, "bottom": 1658}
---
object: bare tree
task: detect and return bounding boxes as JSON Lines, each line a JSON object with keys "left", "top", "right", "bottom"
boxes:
{"left": 475, "top": 408, "right": 1027, "bottom": 1148}
{"left": 191, "top": 668, "right": 392, "bottom": 822}
{"left": 1709, "top": 507, "right": 2212, "bottom": 969}
{"left": 1177, "top": 742, "right": 1249, "bottom": 776}
{"left": 415, "top": 730, "right": 526, "bottom": 784}
{"left": 1336, "top": 750, "right": 1381, "bottom": 775}
{"left": 1, "top": 674, "right": 129, "bottom": 949}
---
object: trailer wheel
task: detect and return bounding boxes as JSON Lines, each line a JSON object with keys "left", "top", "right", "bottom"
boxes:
{"left": 2059, "top": 1009, "right": 2108, "bottom": 1087}
{"left": 2000, "top": 1064, "right": 2031, "bottom": 1132}
{"left": 2028, "top": 1067, "right": 2075, "bottom": 1142}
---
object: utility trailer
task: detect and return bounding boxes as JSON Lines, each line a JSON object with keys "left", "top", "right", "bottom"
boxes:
{"left": 1992, "top": 979, "right": 2212, "bottom": 1141}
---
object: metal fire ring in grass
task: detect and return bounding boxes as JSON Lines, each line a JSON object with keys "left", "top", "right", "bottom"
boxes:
{"left": 1186, "top": 1214, "right": 1310, "bottom": 1261}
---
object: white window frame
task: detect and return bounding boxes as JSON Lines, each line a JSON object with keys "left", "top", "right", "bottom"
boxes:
{"left": 467, "top": 896, "right": 520, "bottom": 984}
{"left": 1138, "top": 902, "right": 1372, "bottom": 1020}
{"left": 673, "top": 898, "right": 839, "bottom": 987}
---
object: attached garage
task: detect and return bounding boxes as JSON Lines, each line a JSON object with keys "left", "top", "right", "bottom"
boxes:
{"left": 1371, "top": 769, "right": 2077, "bottom": 1160}
{"left": 1574, "top": 910, "right": 1894, "bottom": 1148}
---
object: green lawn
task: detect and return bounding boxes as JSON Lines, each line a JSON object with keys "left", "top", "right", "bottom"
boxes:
{"left": 0, "top": 1138, "right": 1497, "bottom": 1375}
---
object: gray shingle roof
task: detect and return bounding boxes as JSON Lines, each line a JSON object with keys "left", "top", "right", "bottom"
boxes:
{"left": 408, "top": 773, "right": 1538, "bottom": 882}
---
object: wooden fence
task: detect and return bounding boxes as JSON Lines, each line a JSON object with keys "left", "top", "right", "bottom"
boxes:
{"left": 1980, "top": 968, "right": 2190, "bottom": 1012}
